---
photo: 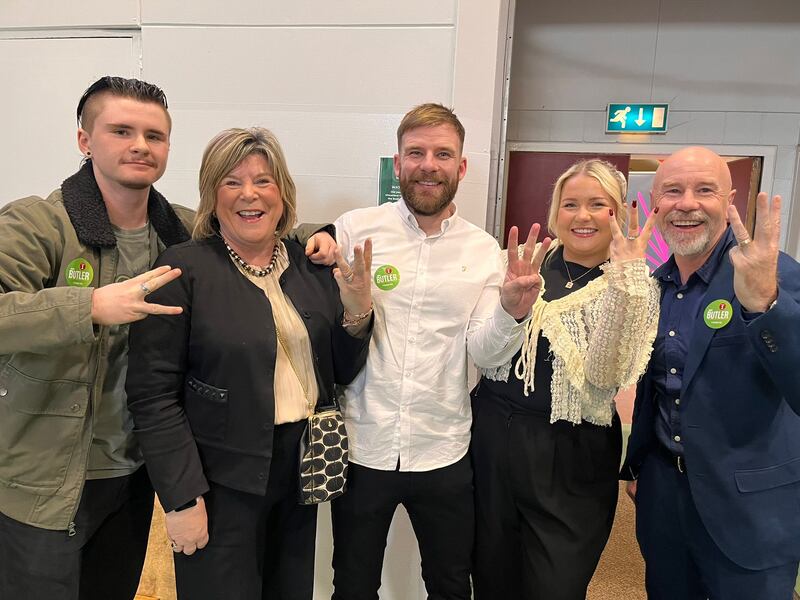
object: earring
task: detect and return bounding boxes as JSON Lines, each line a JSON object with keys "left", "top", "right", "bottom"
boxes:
{"left": 86, "top": 151, "right": 92, "bottom": 157}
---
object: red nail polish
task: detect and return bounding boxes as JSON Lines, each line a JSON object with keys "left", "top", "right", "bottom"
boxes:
{"left": 632, "top": 200, "right": 637, "bottom": 209}
{"left": 654, "top": 207, "right": 659, "bottom": 214}
{"left": 609, "top": 209, "right": 614, "bottom": 217}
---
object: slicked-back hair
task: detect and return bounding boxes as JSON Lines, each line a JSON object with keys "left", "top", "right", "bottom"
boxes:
{"left": 76, "top": 76, "right": 170, "bottom": 131}
{"left": 396, "top": 103, "right": 465, "bottom": 153}
{"left": 193, "top": 127, "right": 297, "bottom": 241}
{"left": 546, "top": 159, "right": 628, "bottom": 238}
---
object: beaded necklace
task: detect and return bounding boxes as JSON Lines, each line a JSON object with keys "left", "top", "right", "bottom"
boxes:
{"left": 224, "top": 238, "right": 279, "bottom": 277}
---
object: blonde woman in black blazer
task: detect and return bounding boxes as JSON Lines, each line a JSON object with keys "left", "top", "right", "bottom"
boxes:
{"left": 126, "top": 127, "right": 372, "bottom": 600}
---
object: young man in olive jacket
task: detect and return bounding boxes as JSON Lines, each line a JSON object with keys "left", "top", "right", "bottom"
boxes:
{"left": 0, "top": 77, "right": 336, "bottom": 599}
{"left": 0, "top": 76, "right": 196, "bottom": 599}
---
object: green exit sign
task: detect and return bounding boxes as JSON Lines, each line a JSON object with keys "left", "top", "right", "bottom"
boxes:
{"left": 606, "top": 103, "right": 669, "bottom": 133}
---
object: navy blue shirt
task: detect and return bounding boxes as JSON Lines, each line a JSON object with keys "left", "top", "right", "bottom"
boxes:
{"left": 651, "top": 228, "right": 737, "bottom": 455}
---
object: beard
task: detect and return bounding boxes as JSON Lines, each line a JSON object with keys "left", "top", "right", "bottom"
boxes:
{"left": 659, "top": 210, "right": 721, "bottom": 257}
{"left": 399, "top": 171, "right": 459, "bottom": 217}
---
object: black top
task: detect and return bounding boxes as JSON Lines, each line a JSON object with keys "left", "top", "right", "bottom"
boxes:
{"left": 476, "top": 245, "right": 605, "bottom": 416}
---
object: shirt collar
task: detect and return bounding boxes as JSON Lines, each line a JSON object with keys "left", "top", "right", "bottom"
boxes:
{"left": 655, "top": 227, "right": 735, "bottom": 285}
{"left": 396, "top": 198, "right": 458, "bottom": 236}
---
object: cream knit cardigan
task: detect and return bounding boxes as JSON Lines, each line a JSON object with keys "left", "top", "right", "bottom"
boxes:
{"left": 482, "top": 243, "right": 660, "bottom": 426}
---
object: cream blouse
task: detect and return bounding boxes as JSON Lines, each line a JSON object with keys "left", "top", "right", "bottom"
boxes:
{"left": 234, "top": 242, "right": 319, "bottom": 425}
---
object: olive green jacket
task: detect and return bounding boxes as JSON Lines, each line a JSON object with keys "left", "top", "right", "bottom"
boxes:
{"left": 0, "top": 163, "right": 195, "bottom": 530}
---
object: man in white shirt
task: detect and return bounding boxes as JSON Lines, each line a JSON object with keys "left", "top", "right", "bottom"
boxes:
{"left": 331, "top": 103, "right": 550, "bottom": 599}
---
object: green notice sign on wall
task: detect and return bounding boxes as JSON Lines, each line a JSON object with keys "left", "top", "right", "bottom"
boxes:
{"left": 378, "top": 157, "right": 401, "bottom": 205}
{"left": 606, "top": 103, "right": 669, "bottom": 133}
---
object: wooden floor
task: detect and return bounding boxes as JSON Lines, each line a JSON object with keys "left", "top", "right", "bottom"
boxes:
{"left": 135, "top": 487, "right": 800, "bottom": 599}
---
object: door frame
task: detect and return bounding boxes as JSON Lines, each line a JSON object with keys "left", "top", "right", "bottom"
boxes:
{"left": 492, "top": 141, "right": 777, "bottom": 242}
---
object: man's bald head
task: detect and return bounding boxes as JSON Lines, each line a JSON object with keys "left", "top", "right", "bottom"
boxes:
{"left": 652, "top": 147, "right": 732, "bottom": 197}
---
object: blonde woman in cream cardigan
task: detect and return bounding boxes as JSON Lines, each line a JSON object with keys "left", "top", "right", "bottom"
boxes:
{"left": 471, "top": 159, "right": 659, "bottom": 600}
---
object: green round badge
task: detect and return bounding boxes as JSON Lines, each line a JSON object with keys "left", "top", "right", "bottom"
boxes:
{"left": 703, "top": 299, "right": 733, "bottom": 329}
{"left": 374, "top": 264, "right": 400, "bottom": 291}
{"left": 65, "top": 257, "right": 94, "bottom": 287}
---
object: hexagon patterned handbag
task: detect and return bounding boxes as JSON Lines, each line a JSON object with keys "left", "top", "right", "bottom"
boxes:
{"left": 274, "top": 324, "right": 349, "bottom": 505}
{"left": 297, "top": 404, "right": 349, "bottom": 505}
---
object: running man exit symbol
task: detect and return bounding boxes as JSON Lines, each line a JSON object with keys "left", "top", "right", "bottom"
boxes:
{"left": 606, "top": 103, "right": 669, "bottom": 133}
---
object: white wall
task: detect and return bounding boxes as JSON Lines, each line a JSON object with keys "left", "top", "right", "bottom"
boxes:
{"left": 507, "top": 0, "right": 800, "bottom": 256}
{"left": 0, "top": 2, "right": 510, "bottom": 599}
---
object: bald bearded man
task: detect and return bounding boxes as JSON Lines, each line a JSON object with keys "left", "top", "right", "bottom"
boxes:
{"left": 622, "top": 147, "right": 800, "bottom": 599}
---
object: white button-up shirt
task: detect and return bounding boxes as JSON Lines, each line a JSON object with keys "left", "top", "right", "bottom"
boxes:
{"left": 335, "top": 199, "right": 525, "bottom": 471}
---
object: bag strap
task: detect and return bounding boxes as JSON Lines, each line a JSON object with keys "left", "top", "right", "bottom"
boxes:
{"left": 274, "top": 324, "right": 314, "bottom": 419}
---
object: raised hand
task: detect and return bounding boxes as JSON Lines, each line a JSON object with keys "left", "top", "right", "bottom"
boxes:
{"left": 333, "top": 238, "right": 373, "bottom": 317}
{"left": 728, "top": 193, "right": 780, "bottom": 313}
{"left": 165, "top": 496, "right": 209, "bottom": 556}
{"left": 306, "top": 231, "right": 337, "bottom": 266}
{"left": 608, "top": 200, "right": 657, "bottom": 263}
{"left": 91, "top": 265, "right": 183, "bottom": 326}
{"left": 500, "top": 224, "right": 552, "bottom": 320}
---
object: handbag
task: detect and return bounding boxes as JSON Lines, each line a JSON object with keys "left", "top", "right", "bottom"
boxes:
{"left": 297, "top": 403, "right": 349, "bottom": 505}
{"left": 274, "top": 324, "right": 349, "bottom": 505}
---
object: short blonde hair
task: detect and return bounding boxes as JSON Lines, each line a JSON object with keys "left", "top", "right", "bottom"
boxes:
{"left": 193, "top": 127, "right": 297, "bottom": 240}
{"left": 546, "top": 159, "right": 628, "bottom": 237}
{"left": 397, "top": 103, "right": 465, "bottom": 152}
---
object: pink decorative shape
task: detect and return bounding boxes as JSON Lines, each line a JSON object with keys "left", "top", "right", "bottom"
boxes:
{"left": 636, "top": 191, "right": 671, "bottom": 269}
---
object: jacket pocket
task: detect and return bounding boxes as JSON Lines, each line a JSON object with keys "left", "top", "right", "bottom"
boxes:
{"left": 709, "top": 333, "right": 747, "bottom": 348}
{"left": 735, "top": 457, "right": 800, "bottom": 493}
{"left": 183, "top": 375, "right": 228, "bottom": 442}
{"left": 0, "top": 364, "right": 88, "bottom": 491}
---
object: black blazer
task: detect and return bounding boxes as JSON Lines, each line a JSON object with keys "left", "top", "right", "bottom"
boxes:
{"left": 622, "top": 246, "right": 800, "bottom": 570}
{"left": 126, "top": 237, "right": 370, "bottom": 511}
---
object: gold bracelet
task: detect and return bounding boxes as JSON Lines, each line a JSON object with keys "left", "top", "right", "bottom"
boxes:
{"left": 343, "top": 304, "right": 373, "bottom": 327}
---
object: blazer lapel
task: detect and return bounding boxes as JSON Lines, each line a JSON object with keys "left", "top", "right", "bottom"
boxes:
{"left": 682, "top": 251, "right": 736, "bottom": 394}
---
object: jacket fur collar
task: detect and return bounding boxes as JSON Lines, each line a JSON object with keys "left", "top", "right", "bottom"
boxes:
{"left": 61, "top": 161, "right": 190, "bottom": 248}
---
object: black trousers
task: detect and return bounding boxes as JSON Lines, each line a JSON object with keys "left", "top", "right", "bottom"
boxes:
{"left": 471, "top": 402, "right": 621, "bottom": 600}
{"left": 0, "top": 465, "right": 154, "bottom": 600}
{"left": 174, "top": 420, "right": 318, "bottom": 600}
{"left": 636, "top": 449, "right": 798, "bottom": 600}
{"left": 331, "top": 454, "right": 474, "bottom": 600}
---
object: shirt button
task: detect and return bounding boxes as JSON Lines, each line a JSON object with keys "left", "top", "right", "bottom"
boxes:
{"left": 71, "top": 403, "right": 81, "bottom": 412}
{"left": 674, "top": 435, "right": 681, "bottom": 442}
{"left": 405, "top": 371, "right": 412, "bottom": 377}
{"left": 668, "top": 330, "right": 676, "bottom": 337}
{"left": 676, "top": 293, "right": 684, "bottom": 299}
{"left": 670, "top": 368, "right": 677, "bottom": 375}
{"left": 409, "top": 337, "right": 415, "bottom": 343}
{"left": 675, "top": 398, "right": 681, "bottom": 406}
{"left": 258, "top": 472, "right": 266, "bottom": 480}
{"left": 0, "top": 388, "right": 7, "bottom": 397}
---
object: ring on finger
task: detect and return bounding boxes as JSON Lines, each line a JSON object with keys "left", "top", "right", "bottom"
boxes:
{"left": 738, "top": 237, "right": 752, "bottom": 247}
{"left": 140, "top": 282, "right": 152, "bottom": 295}
{"left": 344, "top": 271, "right": 355, "bottom": 283}
{"left": 171, "top": 541, "right": 181, "bottom": 552}
{"left": 627, "top": 235, "right": 637, "bottom": 241}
